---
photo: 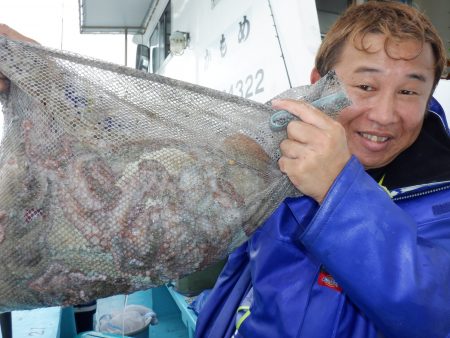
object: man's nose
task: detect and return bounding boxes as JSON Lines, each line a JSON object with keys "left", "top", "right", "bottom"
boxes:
{"left": 366, "top": 92, "right": 400, "bottom": 125}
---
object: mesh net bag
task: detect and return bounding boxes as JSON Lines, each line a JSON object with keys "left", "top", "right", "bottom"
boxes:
{"left": 0, "top": 37, "right": 350, "bottom": 311}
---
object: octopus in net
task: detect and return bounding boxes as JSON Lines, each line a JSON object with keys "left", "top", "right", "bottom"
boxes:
{"left": 0, "top": 50, "right": 276, "bottom": 307}
{"left": 1, "top": 99, "right": 263, "bottom": 305}
{"left": 50, "top": 136, "right": 257, "bottom": 287}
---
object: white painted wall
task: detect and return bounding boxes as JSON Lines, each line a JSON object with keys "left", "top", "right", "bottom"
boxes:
{"left": 138, "top": 0, "right": 321, "bottom": 103}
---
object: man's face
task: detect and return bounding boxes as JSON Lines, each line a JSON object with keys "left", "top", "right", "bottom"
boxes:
{"left": 333, "top": 33, "right": 435, "bottom": 169}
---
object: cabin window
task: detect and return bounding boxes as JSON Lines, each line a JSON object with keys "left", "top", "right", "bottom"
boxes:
{"left": 149, "top": 1, "right": 171, "bottom": 73}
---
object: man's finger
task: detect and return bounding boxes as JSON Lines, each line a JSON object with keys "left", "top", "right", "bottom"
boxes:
{"left": 0, "top": 24, "right": 38, "bottom": 44}
{"left": 272, "top": 98, "right": 333, "bottom": 130}
{"left": 279, "top": 138, "right": 304, "bottom": 159}
{"left": 0, "top": 79, "right": 9, "bottom": 92}
{"left": 285, "top": 120, "right": 324, "bottom": 146}
{"left": 278, "top": 155, "right": 298, "bottom": 175}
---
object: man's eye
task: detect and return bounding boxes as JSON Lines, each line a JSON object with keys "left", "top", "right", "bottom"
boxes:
{"left": 399, "top": 89, "right": 417, "bottom": 95}
{"left": 358, "top": 85, "right": 374, "bottom": 91}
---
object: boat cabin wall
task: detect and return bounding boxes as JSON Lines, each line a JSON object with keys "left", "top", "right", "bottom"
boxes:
{"left": 136, "top": 0, "right": 321, "bottom": 103}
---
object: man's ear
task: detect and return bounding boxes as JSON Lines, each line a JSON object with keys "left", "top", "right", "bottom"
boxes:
{"left": 310, "top": 68, "right": 321, "bottom": 84}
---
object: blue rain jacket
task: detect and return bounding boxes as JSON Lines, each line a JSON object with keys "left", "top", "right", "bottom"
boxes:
{"left": 195, "top": 103, "right": 450, "bottom": 338}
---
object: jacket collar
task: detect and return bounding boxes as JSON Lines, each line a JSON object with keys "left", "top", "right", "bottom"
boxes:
{"left": 366, "top": 110, "right": 450, "bottom": 191}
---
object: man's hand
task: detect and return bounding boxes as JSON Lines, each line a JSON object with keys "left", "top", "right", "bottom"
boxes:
{"left": 0, "top": 24, "right": 37, "bottom": 43}
{"left": 0, "top": 24, "right": 38, "bottom": 92}
{"left": 273, "top": 99, "right": 351, "bottom": 204}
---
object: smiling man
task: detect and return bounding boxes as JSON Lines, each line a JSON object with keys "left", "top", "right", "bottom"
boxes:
{"left": 196, "top": 2, "right": 450, "bottom": 338}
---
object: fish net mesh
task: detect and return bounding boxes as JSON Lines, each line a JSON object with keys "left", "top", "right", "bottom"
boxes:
{"left": 0, "top": 37, "right": 350, "bottom": 311}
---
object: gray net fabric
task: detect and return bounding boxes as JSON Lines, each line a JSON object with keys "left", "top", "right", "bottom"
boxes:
{"left": 0, "top": 37, "right": 350, "bottom": 311}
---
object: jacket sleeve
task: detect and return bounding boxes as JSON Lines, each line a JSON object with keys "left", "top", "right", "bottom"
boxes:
{"left": 298, "top": 156, "right": 450, "bottom": 338}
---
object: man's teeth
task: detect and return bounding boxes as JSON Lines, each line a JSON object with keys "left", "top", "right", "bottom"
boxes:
{"left": 360, "top": 133, "right": 389, "bottom": 142}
